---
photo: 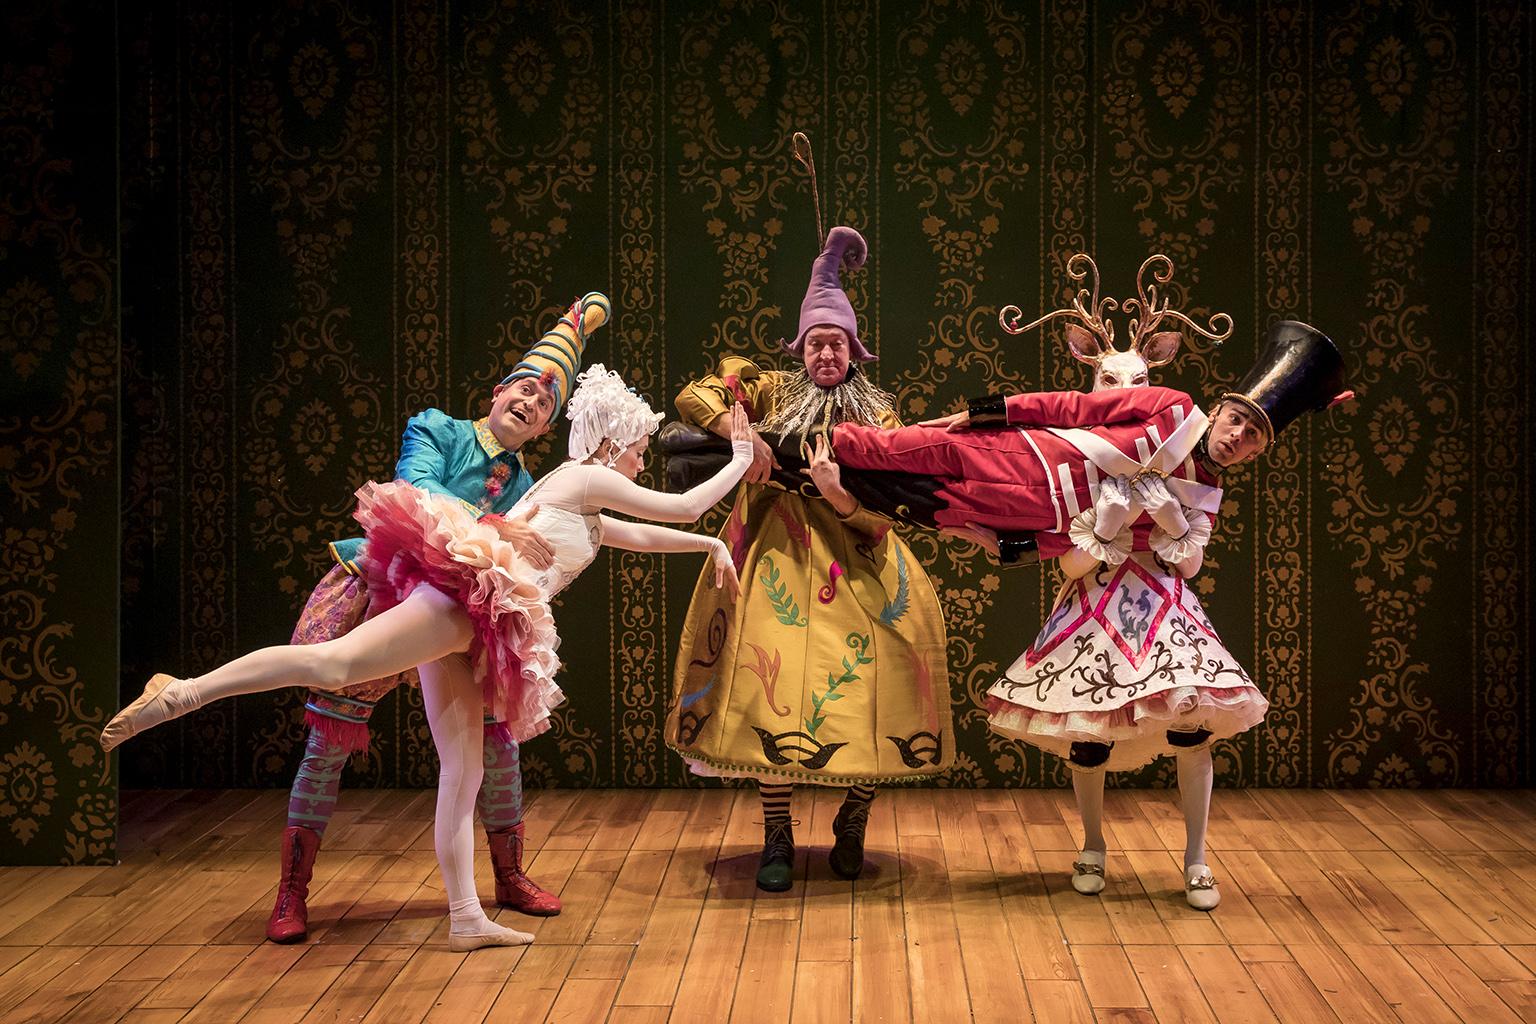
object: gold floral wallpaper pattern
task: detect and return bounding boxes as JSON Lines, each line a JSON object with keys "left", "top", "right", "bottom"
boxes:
{"left": 1, "top": 1, "right": 121, "bottom": 864}
{"left": 0, "top": 0, "right": 1530, "bottom": 861}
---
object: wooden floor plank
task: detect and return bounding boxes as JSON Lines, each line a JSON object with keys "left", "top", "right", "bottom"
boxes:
{"left": 1286, "top": 943, "right": 1404, "bottom": 1024}
{"left": 4, "top": 944, "right": 144, "bottom": 1024}
{"left": 614, "top": 794, "right": 729, "bottom": 1007}
{"left": 475, "top": 943, "right": 578, "bottom": 1024}
{"left": 669, "top": 902, "right": 753, "bottom": 1024}
{"left": 1178, "top": 944, "right": 1279, "bottom": 1024}
{"left": 728, "top": 918, "right": 799, "bottom": 1024}
{"left": 791, "top": 960, "right": 852, "bottom": 1024}
{"left": 1072, "top": 943, "right": 1149, "bottom": 1012}
{"left": 850, "top": 846, "right": 913, "bottom": 1024}
{"left": 7, "top": 788, "right": 1536, "bottom": 1024}
{"left": 896, "top": 833, "right": 969, "bottom": 1024}
{"left": 1024, "top": 978, "right": 1096, "bottom": 1024}
{"left": 1243, "top": 961, "right": 1344, "bottom": 1024}
{"left": 1121, "top": 944, "right": 1221, "bottom": 1024}
{"left": 545, "top": 976, "right": 622, "bottom": 1023}
{"left": 1395, "top": 945, "right": 1523, "bottom": 1024}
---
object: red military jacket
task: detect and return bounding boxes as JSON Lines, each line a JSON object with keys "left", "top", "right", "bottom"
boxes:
{"left": 832, "top": 386, "right": 1223, "bottom": 559}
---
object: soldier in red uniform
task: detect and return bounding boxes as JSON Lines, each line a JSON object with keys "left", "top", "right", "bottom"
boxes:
{"left": 826, "top": 320, "right": 1353, "bottom": 566}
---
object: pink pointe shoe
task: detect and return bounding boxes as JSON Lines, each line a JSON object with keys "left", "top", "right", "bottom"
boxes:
{"left": 100, "top": 673, "right": 185, "bottom": 751}
{"left": 448, "top": 919, "right": 535, "bottom": 951}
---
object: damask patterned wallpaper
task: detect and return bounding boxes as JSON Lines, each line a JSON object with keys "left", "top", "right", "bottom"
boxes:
{"left": 0, "top": 2, "right": 122, "bottom": 866}
{"left": 1, "top": 0, "right": 1530, "bottom": 862}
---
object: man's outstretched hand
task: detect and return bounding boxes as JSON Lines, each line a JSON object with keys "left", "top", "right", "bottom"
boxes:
{"left": 918, "top": 410, "right": 971, "bottom": 432}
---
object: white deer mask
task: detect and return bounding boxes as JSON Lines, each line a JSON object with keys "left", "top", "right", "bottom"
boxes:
{"left": 1000, "top": 254, "right": 1232, "bottom": 392}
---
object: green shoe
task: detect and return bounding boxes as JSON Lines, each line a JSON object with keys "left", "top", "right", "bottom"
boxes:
{"left": 756, "top": 820, "right": 795, "bottom": 892}
{"left": 828, "top": 799, "right": 872, "bottom": 880}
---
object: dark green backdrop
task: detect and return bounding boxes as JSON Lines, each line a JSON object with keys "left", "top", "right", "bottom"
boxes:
{"left": 1, "top": 0, "right": 1531, "bottom": 864}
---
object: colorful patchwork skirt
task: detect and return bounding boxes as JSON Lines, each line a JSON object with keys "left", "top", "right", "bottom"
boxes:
{"left": 292, "top": 566, "right": 417, "bottom": 754}
{"left": 985, "top": 553, "right": 1267, "bottom": 771}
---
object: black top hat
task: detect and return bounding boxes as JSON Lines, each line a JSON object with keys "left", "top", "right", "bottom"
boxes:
{"left": 1223, "top": 320, "right": 1351, "bottom": 443}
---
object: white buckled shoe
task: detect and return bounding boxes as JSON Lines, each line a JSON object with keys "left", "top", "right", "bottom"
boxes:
{"left": 1184, "top": 863, "right": 1220, "bottom": 911}
{"left": 1071, "top": 850, "right": 1106, "bottom": 895}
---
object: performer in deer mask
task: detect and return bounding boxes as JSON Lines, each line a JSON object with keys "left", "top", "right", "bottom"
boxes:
{"left": 663, "top": 135, "right": 950, "bottom": 893}
{"left": 809, "top": 258, "right": 1352, "bottom": 908}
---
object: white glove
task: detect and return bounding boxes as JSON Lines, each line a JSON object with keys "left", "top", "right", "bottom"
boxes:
{"left": 1068, "top": 476, "right": 1135, "bottom": 564}
{"left": 1131, "top": 475, "right": 1189, "bottom": 538}
{"left": 725, "top": 404, "right": 756, "bottom": 463}
{"left": 1094, "top": 476, "right": 1135, "bottom": 538}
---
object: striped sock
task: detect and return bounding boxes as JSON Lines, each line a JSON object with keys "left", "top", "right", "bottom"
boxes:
{"left": 286, "top": 728, "right": 347, "bottom": 835}
{"left": 758, "top": 782, "right": 794, "bottom": 824}
{"left": 843, "top": 784, "right": 877, "bottom": 811}
{"left": 476, "top": 726, "right": 524, "bottom": 832}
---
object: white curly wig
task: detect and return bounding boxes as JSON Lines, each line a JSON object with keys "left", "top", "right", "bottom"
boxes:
{"left": 565, "top": 363, "right": 665, "bottom": 464}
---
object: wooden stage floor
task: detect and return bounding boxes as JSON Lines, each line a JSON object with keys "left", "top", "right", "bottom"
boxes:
{"left": 3, "top": 788, "right": 1536, "bottom": 1023}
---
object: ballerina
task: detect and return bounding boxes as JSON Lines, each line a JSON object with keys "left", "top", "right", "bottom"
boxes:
{"left": 103, "top": 366, "right": 755, "bottom": 950}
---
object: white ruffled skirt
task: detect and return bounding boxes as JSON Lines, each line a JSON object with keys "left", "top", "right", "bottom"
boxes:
{"left": 985, "top": 553, "right": 1267, "bottom": 771}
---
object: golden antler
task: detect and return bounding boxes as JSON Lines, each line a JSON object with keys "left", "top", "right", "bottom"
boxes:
{"left": 998, "top": 253, "right": 1118, "bottom": 353}
{"left": 999, "top": 253, "right": 1232, "bottom": 363}
{"left": 1122, "top": 254, "right": 1233, "bottom": 352}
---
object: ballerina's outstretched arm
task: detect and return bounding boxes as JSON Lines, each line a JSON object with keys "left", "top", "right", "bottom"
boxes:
{"left": 562, "top": 406, "right": 754, "bottom": 522}
{"left": 598, "top": 516, "right": 740, "bottom": 598}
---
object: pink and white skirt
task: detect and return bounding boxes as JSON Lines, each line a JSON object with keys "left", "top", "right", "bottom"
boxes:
{"left": 353, "top": 479, "right": 565, "bottom": 741}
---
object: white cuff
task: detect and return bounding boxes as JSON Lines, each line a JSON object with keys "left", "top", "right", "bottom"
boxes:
{"left": 1150, "top": 509, "right": 1212, "bottom": 563}
{"left": 1069, "top": 508, "right": 1134, "bottom": 565}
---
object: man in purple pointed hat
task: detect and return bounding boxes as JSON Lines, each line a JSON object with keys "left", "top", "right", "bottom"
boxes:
{"left": 663, "top": 226, "right": 951, "bottom": 893}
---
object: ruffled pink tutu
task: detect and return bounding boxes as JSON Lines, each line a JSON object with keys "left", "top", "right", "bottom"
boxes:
{"left": 985, "top": 555, "right": 1267, "bottom": 771}
{"left": 353, "top": 480, "right": 565, "bottom": 741}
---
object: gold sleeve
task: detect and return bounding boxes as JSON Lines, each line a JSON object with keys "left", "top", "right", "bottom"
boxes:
{"left": 674, "top": 355, "right": 785, "bottom": 427}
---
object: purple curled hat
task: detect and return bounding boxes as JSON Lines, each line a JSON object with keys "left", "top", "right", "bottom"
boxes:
{"left": 783, "top": 225, "right": 876, "bottom": 362}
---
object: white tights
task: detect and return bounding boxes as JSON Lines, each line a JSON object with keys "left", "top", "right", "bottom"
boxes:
{"left": 155, "top": 584, "right": 474, "bottom": 712}
{"left": 1072, "top": 747, "right": 1214, "bottom": 868}
{"left": 418, "top": 653, "right": 529, "bottom": 941}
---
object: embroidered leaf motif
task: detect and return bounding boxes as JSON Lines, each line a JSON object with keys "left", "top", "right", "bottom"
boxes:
{"left": 758, "top": 556, "right": 807, "bottom": 627}
{"left": 877, "top": 547, "right": 911, "bottom": 626}
{"left": 774, "top": 502, "right": 812, "bottom": 548}
{"left": 805, "top": 632, "right": 874, "bottom": 738}
{"left": 741, "top": 642, "right": 790, "bottom": 716}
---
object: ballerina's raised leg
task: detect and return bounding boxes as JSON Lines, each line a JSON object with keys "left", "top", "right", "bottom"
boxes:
{"left": 104, "top": 582, "right": 534, "bottom": 948}
{"left": 102, "top": 582, "right": 474, "bottom": 749}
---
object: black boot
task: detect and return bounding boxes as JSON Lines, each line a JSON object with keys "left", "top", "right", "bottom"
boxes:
{"left": 756, "top": 819, "right": 796, "bottom": 892}
{"left": 829, "top": 794, "right": 874, "bottom": 880}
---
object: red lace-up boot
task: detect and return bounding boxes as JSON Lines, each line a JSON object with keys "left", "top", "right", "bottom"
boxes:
{"left": 487, "top": 822, "right": 561, "bottom": 916}
{"left": 266, "top": 826, "right": 320, "bottom": 943}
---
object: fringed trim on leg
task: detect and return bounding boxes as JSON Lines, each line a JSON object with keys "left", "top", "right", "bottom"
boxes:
{"left": 303, "top": 709, "right": 372, "bottom": 757}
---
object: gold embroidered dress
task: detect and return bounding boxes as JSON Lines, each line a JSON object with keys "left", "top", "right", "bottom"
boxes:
{"left": 664, "top": 356, "right": 951, "bottom": 784}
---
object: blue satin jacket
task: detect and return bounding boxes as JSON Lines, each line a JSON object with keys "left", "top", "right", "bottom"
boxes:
{"left": 329, "top": 409, "right": 533, "bottom": 572}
